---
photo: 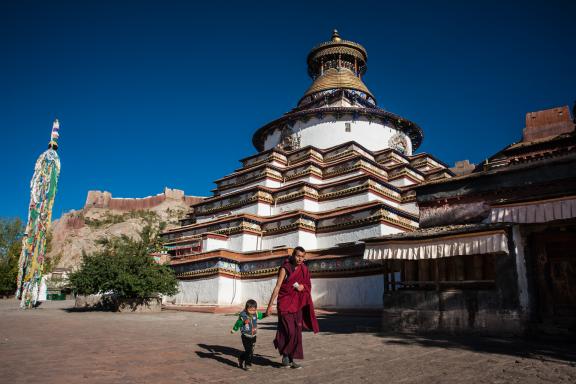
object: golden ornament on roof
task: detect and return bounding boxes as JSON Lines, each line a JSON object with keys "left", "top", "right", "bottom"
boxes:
{"left": 301, "top": 30, "right": 373, "bottom": 104}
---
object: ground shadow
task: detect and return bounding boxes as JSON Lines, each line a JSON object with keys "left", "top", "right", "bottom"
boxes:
{"left": 196, "top": 343, "right": 282, "bottom": 368}
{"left": 61, "top": 307, "right": 115, "bottom": 313}
{"left": 254, "top": 318, "right": 279, "bottom": 331}
{"left": 381, "top": 332, "right": 576, "bottom": 365}
{"left": 285, "top": 312, "right": 576, "bottom": 364}
{"left": 257, "top": 313, "right": 381, "bottom": 334}
{"left": 315, "top": 313, "right": 381, "bottom": 334}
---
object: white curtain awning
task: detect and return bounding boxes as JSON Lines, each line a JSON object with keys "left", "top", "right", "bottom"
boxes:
{"left": 364, "top": 230, "right": 509, "bottom": 260}
{"left": 489, "top": 196, "right": 576, "bottom": 224}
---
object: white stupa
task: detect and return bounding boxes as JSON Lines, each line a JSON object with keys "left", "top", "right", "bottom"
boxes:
{"left": 162, "top": 31, "right": 453, "bottom": 309}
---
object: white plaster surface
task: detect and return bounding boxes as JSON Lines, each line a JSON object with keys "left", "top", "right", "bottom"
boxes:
{"left": 241, "top": 233, "right": 259, "bottom": 252}
{"left": 228, "top": 233, "right": 259, "bottom": 252}
{"left": 217, "top": 276, "right": 243, "bottom": 305}
{"left": 203, "top": 237, "right": 227, "bottom": 252}
{"left": 199, "top": 192, "right": 408, "bottom": 221}
{"left": 172, "top": 274, "right": 384, "bottom": 308}
{"left": 273, "top": 199, "right": 317, "bottom": 215}
{"left": 257, "top": 202, "right": 273, "bottom": 216}
{"left": 320, "top": 192, "right": 400, "bottom": 211}
{"left": 171, "top": 278, "right": 220, "bottom": 305}
{"left": 223, "top": 222, "right": 406, "bottom": 253}
{"left": 389, "top": 178, "right": 417, "bottom": 187}
{"left": 270, "top": 160, "right": 286, "bottom": 168}
{"left": 263, "top": 116, "right": 413, "bottom": 154}
{"left": 312, "top": 274, "right": 383, "bottom": 308}
{"left": 316, "top": 224, "right": 401, "bottom": 249}
{"left": 298, "top": 230, "right": 318, "bottom": 251}
{"left": 284, "top": 171, "right": 365, "bottom": 187}
{"left": 262, "top": 231, "right": 302, "bottom": 250}
{"left": 241, "top": 277, "right": 278, "bottom": 307}
{"left": 402, "top": 201, "right": 419, "bottom": 215}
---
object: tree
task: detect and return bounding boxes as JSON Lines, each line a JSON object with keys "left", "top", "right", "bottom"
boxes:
{"left": 0, "top": 218, "right": 23, "bottom": 296}
{"left": 68, "top": 224, "right": 178, "bottom": 302}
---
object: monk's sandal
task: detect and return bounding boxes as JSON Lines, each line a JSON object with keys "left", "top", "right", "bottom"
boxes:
{"left": 290, "top": 361, "right": 302, "bottom": 369}
{"left": 281, "top": 356, "right": 290, "bottom": 368}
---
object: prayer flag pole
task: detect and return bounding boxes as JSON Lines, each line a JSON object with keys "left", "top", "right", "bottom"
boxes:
{"left": 16, "top": 119, "right": 62, "bottom": 309}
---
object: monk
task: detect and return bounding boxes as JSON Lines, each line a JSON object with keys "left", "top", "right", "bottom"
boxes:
{"left": 265, "top": 246, "right": 319, "bottom": 369}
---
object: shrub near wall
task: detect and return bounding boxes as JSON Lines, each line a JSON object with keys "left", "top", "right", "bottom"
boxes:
{"left": 69, "top": 225, "right": 178, "bottom": 312}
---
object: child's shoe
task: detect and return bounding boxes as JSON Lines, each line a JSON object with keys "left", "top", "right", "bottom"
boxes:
{"left": 244, "top": 364, "right": 252, "bottom": 371}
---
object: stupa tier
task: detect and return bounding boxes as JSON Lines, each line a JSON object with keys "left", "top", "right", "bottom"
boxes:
{"left": 161, "top": 31, "right": 454, "bottom": 308}
{"left": 164, "top": 143, "right": 452, "bottom": 256}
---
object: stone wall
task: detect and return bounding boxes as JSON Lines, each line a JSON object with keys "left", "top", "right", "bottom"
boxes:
{"left": 85, "top": 187, "right": 202, "bottom": 211}
{"left": 523, "top": 106, "right": 575, "bottom": 142}
{"left": 382, "top": 290, "right": 525, "bottom": 335}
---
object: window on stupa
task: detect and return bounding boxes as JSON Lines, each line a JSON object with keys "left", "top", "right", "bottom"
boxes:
{"left": 345, "top": 122, "right": 351, "bottom": 132}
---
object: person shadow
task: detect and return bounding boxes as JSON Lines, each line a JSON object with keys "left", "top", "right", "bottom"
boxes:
{"left": 196, "top": 344, "right": 282, "bottom": 368}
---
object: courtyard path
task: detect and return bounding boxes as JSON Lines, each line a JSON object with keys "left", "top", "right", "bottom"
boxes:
{"left": 0, "top": 299, "right": 574, "bottom": 383}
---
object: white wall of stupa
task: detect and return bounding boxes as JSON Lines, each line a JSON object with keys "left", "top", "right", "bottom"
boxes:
{"left": 170, "top": 273, "right": 385, "bottom": 309}
{"left": 263, "top": 116, "right": 413, "bottom": 155}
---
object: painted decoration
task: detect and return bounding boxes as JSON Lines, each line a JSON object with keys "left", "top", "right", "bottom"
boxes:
{"left": 16, "top": 119, "right": 61, "bottom": 309}
{"left": 388, "top": 132, "right": 408, "bottom": 154}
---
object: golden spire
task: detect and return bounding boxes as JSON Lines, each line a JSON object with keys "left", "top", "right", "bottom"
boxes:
{"left": 301, "top": 30, "right": 374, "bottom": 105}
{"left": 331, "top": 29, "right": 342, "bottom": 42}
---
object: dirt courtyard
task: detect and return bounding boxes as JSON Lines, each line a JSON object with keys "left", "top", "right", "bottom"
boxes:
{"left": 0, "top": 299, "right": 574, "bottom": 384}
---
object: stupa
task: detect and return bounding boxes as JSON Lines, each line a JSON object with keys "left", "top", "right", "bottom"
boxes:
{"left": 162, "top": 31, "right": 454, "bottom": 308}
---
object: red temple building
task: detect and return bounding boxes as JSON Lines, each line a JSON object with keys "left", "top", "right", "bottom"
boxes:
{"left": 365, "top": 105, "right": 576, "bottom": 334}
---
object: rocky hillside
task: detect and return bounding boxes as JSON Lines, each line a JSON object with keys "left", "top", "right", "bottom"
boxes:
{"left": 47, "top": 188, "right": 203, "bottom": 270}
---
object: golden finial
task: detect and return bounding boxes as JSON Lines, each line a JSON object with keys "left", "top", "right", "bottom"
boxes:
{"left": 331, "top": 29, "right": 342, "bottom": 42}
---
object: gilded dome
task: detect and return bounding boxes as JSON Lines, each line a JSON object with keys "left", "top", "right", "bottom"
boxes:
{"left": 301, "top": 68, "right": 375, "bottom": 102}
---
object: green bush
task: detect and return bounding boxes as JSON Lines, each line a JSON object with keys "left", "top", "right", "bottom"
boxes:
{"left": 69, "top": 224, "right": 178, "bottom": 300}
{"left": 0, "top": 218, "right": 23, "bottom": 296}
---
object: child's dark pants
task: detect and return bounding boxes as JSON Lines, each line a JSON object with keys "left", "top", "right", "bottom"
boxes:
{"left": 241, "top": 335, "right": 256, "bottom": 365}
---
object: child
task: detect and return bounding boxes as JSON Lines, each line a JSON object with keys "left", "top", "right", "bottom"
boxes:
{"left": 231, "top": 299, "right": 267, "bottom": 370}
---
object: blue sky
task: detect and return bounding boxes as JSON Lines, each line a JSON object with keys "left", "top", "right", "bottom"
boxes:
{"left": 2, "top": 0, "right": 575, "bottom": 221}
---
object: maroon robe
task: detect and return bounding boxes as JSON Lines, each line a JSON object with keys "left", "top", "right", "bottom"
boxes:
{"left": 274, "top": 258, "right": 319, "bottom": 359}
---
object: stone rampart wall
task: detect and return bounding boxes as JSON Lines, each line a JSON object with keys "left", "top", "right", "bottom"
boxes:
{"left": 84, "top": 188, "right": 202, "bottom": 211}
